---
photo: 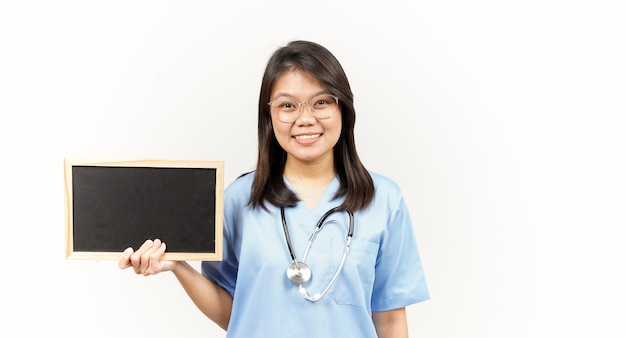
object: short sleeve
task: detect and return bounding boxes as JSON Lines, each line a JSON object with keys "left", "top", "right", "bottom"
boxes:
{"left": 371, "top": 195, "right": 430, "bottom": 311}
{"left": 201, "top": 215, "right": 238, "bottom": 297}
{"left": 201, "top": 173, "right": 255, "bottom": 297}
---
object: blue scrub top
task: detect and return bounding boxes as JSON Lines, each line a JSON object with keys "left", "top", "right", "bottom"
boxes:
{"left": 202, "top": 171, "right": 429, "bottom": 337}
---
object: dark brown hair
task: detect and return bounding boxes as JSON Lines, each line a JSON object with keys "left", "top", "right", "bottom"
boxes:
{"left": 249, "top": 40, "right": 374, "bottom": 211}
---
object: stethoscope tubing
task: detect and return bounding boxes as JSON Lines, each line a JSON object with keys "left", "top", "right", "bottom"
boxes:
{"left": 281, "top": 206, "right": 355, "bottom": 302}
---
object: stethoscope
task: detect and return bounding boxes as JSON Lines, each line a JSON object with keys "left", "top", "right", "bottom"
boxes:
{"left": 281, "top": 206, "right": 354, "bottom": 302}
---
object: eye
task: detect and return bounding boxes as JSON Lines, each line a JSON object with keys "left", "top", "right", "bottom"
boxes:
{"left": 273, "top": 98, "right": 298, "bottom": 112}
{"left": 312, "top": 95, "right": 336, "bottom": 109}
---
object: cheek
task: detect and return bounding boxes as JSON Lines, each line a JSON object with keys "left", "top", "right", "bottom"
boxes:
{"left": 271, "top": 120, "right": 292, "bottom": 147}
{"left": 270, "top": 116, "right": 281, "bottom": 135}
{"left": 328, "top": 117, "right": 343, "bottom": 138}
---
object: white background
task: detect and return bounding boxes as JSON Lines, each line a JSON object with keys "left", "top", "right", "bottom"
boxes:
{"left": 1, "top": 1, "right": 624, "bottom": 337}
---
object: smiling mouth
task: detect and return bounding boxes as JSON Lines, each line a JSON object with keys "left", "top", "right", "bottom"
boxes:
{"left": 293, "top": 134, "right": 321, "bottom": 140}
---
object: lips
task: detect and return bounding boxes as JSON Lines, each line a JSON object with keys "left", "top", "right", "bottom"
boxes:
{"left": 293, "top": 133, "right": 322, "bottom": 140}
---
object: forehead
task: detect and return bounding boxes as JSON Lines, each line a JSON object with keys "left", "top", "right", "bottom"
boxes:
{"left": 271, "top": 69, "right": 326, "bottom": 98}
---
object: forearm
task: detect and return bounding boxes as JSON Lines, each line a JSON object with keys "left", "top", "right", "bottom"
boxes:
{"left": 172, "top": 261, "right": 233, "bottom": 331}
{"left": 372, "top": 308, "right": 409, "bottom": 338}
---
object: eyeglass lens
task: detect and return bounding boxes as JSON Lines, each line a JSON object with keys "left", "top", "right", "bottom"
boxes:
{"left": 269, "top": 95, "right": 338, "bottom": 122}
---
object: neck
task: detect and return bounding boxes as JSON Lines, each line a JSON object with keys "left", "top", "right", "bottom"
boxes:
{"left": 284, "top": 156, "right": 336, "bottom": 210}
{"left": 283, "top": 156, "right": 336, "bottom": 183}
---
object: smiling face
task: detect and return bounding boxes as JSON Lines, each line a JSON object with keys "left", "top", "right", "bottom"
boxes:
{"left": 270, "top": 69, "right": 342, "bottom": 167}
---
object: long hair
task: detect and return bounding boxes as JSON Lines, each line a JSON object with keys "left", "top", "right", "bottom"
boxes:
{"left": 249, "top": 40, "right": 374, "bottom": 212}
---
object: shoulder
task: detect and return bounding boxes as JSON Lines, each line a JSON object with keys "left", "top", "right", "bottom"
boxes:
{"left": 368, "top": 170, "right": 405, "bottom": 210}
{"left": 224, "top": 171, "right": 255, "bottom": 206}
{"left": 369, "top": 171, "right": 402, "bottom": 195}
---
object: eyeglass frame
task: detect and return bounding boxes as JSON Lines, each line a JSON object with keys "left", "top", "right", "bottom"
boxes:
{"left": 267, "top": 94, "right": 340, "bottom": 123}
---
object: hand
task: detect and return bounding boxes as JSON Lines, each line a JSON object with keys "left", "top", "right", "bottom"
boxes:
{"left": 118, "top": 239, "right": 177, "bottom": 276}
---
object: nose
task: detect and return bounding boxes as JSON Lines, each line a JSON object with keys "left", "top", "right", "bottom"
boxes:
{"left": 295, "top": 101, "right": 316, "bottom": 124}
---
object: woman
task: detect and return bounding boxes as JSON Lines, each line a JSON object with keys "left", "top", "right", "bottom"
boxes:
{"left": 119, "top": 40, "right": 429, "bottom": 337}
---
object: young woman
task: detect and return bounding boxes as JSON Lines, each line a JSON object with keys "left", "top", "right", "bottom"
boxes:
{"left": 119, "top": 40, "right": 429, "bottom": 337}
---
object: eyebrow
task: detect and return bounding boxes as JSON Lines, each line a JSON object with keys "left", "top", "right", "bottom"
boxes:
{"left": 271, "top": 90, "right": 329, "bottom": 100}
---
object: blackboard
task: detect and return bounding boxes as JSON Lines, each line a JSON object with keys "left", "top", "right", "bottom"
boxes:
{"left": 64, "top": 159, "right": 223, "bottom": 261}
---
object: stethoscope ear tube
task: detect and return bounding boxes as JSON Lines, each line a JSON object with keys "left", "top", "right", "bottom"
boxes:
{"left": 281, "top": 207, "right": 299, "bottom": 265}
{"left": 316, "top": 207, "right": 354, "bottom": 238}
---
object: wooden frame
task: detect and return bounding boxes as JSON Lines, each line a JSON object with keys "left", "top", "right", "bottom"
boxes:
{"left": 64, "top": 158, "right": 223, "bottom": 261}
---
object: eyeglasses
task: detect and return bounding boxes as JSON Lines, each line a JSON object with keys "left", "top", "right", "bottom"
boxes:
{"left": 268, "top": 94, "right": 339, "bottom": 123}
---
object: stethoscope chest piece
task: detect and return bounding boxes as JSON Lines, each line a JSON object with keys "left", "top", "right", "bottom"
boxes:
{"left": 286, "top": 262, "right": 312, "bottom": 285}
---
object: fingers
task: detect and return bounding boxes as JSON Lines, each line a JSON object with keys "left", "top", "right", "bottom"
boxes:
{"left": 135, "top": 239, "right": 159, "bottom": 275}
{"left": 146, "top": 241, "right": 167, "bottom": 275}
{"left": 125, "top": 239, "right": 167, "bottom": 276}
{"left": 131, "top": 239, "right": 155, "bottom": 274}
{"left": 118, "top": 247, "right": 134, "bottom": 269}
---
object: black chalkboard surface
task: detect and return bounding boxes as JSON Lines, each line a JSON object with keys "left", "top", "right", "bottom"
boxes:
{"left": 64, "top": 159, "right": 223, "bottom": 261}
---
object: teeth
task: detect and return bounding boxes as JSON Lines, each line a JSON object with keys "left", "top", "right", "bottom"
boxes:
{"left": 295, "top": 134, "right": 320, "bottom": 140}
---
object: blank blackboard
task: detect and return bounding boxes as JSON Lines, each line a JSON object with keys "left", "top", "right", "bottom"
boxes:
{"left": 64, "top": 159, "right": 223, "bottom": 261}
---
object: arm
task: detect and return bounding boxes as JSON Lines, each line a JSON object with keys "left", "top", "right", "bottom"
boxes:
{"left": 372, "top": 308, "right": 409, "bottom": 338}
{"left": 119, "top": 239, "right": 233, "bottom": 330}
{"left": 171, "top": 260, "right": 232, "bottom": 330}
